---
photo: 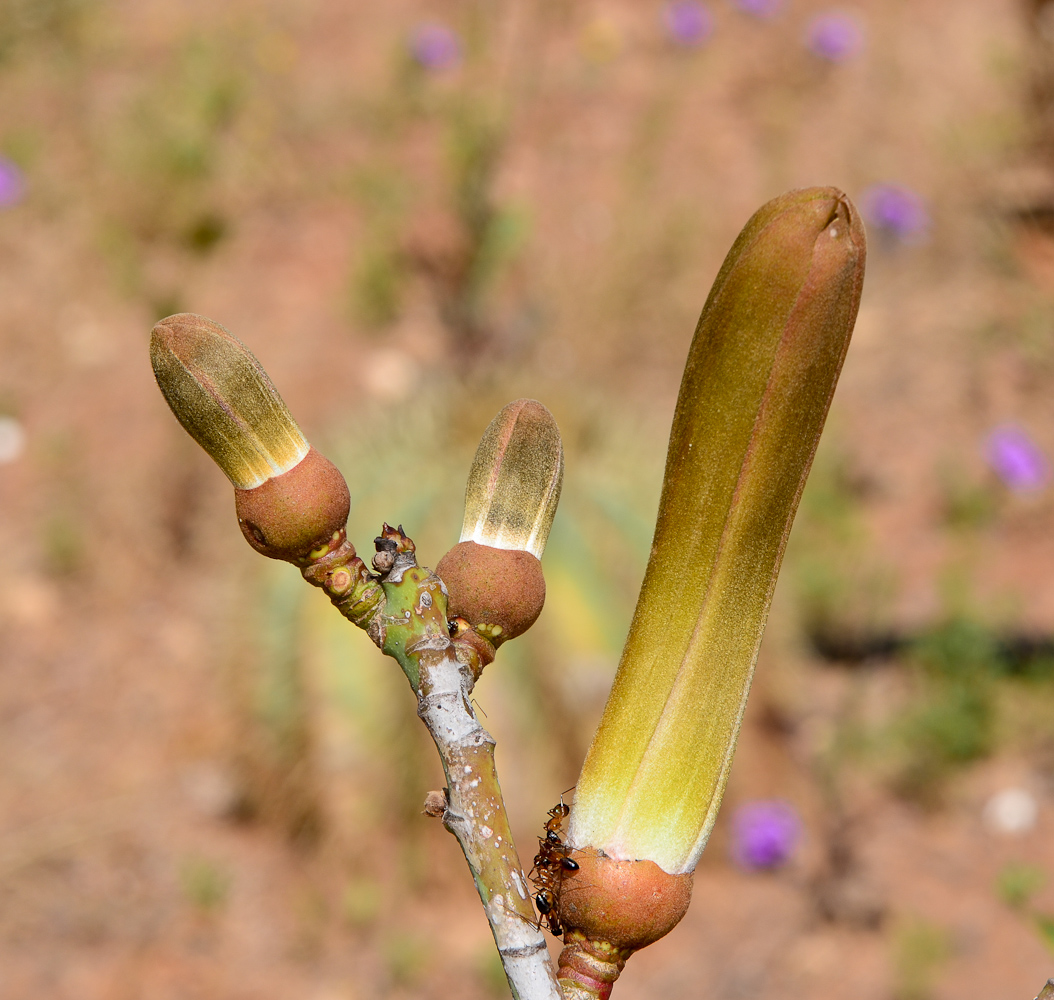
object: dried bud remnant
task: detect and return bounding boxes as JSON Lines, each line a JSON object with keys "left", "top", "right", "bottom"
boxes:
{"left": 423, "top": 790, "right": 448, "bottom": 817}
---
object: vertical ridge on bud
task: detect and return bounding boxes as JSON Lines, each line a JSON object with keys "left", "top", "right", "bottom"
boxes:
{"left": 460, "top": 398, "right": 563, "bottom": 559}
{"left": 568, "top": 188, "right": 866, "bottom": 877}
{"left": 150, "top": 313, "right": 308, "bottom": 490}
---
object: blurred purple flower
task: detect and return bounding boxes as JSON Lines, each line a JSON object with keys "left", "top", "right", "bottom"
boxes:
{"left": 409, "top": 23, "right": 462, "bottom": 71}
{"left": 664, "top": 2, "right": 714, "bottom": 46}
{"left": 861, "top": 183, "right": 930, "bottom": 243}
{"left": 731, "top": 800, "right": 800, "bottom": 871}
{"left": 730, "top": 0, "right": 783, "bottom": 18}
{"left": 985, "top": 425, "right": 1051, "bottom": 493}
{"left": 806, "top": 11, "right": 864, "bottom": 62}
{"left": 0, "top": 158, "right": 25, "bottom": 208}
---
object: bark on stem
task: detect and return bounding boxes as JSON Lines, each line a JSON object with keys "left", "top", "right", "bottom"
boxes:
{"left": 415, "top": 645, "right": 562, "bottom": 1000}
{"left": 305, "top": 526, "right": 561, "bottom": 1000}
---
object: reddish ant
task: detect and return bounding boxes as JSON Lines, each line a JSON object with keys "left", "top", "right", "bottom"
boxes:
{"left": 529, "top": 800, "right": 579, "bottom": 936}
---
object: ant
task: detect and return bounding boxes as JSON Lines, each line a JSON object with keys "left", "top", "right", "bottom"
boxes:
{"left": 529, "top": 800, "right": 579, "bottom": 936}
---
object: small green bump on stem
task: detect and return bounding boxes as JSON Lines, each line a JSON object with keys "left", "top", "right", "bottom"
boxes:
{"left": 329, "top": 568, "right": 352, "bottom": 594}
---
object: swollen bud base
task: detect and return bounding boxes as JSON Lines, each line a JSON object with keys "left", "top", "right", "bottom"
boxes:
{"left": 235, "top": 447, "right": 351, "bottom": 564}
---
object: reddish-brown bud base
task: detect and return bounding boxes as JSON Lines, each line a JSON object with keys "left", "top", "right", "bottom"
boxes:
{"left": 558, "top": 848, "right": 694, "bottom": 951}
{"left": 235, "top": 447, "right": 350, "bottom": 564}
{"left": 435, "top": 541, "right": 545, "bottom": 641}
{"left": 554, "top": 850, "right": 693, "bottom": 997}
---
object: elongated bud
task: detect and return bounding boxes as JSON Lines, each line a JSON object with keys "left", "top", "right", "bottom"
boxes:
{"left": 151, "top": 313, "right": 350, "bottom": 564}
{"left": 151, "top": 313, "right": 308, "bottom": 489}
{"left": 568, "top": 188, "right": 865, "bottom": 897}
{"left": 461, "top": 397, "right": 563, "bottom": 558}
{"left": 436, "top": 399, "right": 563, "bottom": 643}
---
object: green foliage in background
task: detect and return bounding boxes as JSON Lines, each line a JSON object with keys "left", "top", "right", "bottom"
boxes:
{"left": 0, "top": 0, "right": 92, "bottom": 62}
{"left": 997, "top": 862, "right": 1046, "bottom": 911}
{"left": 348, "top": 19, "right": 530, "bottom": 353}
{"left": 890, "top": 616, "right": 1003, "bottom": 803}
{"left": 784, "top": 435, "right": 897, "bottom": 655}
{"left": 891, "top": 917, "right": 951, "bottom": 1000}
{"left": 106, "top": 34, "right": 245, "bottom": 251}
{"left": 179, "top": 855, "right": 232, "bottom": 914}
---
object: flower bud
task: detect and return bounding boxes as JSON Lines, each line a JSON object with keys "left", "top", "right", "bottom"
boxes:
{"left": 568, "top": 187, "right": 866, "bottom": 887}
{"left": 151, "top": 313, "right": 350, "bottom": 563}
{"left": 436, "top": 399, "right": 563, "bottom": 642}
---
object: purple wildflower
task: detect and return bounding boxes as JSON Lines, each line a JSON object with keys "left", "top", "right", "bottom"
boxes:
{"left": 806, "top": 11, "right": 864, "bottom": 62}
{"left": 730, "top": 0, "right": 783, "bottom": 18}
{"left": 409, "top": 23, "right": 462, "bottom": 71}
{"left": 664, "top": 2, "right": 714, "bottom": 46}
{"left": 985, "top": 425, "right": 1051, "bottom": 493}
{"left": 861, "top": 183, "right": 930, "bottom": 243}
{"left": 730, "top": 800, "right": 800, "bottom": 871}
{"left": 0, "top": 158, "right": 25, "bottom": 208}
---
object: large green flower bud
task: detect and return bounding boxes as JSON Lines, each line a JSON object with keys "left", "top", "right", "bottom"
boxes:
{"left": 558, "top": 188, "right": 866, "bottom": 981}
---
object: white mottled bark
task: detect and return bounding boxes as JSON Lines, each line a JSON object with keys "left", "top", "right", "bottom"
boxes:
{"left": 416, "top": 645, "right": 562, "bottom": 1000}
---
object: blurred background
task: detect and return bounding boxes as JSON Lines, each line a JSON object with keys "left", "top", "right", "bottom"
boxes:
{"left": 3, "top": 0, "right": 1054, "bottom": 996}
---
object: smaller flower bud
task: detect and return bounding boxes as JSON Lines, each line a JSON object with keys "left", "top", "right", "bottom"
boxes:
{"left": 151, "top": 313, "right": 308, "bottom": 489}
{"left": 460, "top": 398, "right": 563, "bottom": 558}
{"left": 436, "top": 399, "right": 563, "bottom": 642}
{"left": 151, "top": 313, "right": 350, "bottom": 564}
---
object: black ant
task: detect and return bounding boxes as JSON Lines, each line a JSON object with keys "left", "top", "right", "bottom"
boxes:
{"left": 529, "top": 801, "right": 579, "bottom": 936}
{"left": 533, "top": 887, "right": 562, "bottom": 936}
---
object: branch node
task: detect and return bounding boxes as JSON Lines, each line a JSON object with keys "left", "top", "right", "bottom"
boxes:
{"left": 423, "top": 789, "right": 448, "bottom": 817}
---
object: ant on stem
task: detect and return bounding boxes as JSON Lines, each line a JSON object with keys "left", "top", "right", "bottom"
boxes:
{"left": 528, "top": 799, "right": 579, "bottom": 936}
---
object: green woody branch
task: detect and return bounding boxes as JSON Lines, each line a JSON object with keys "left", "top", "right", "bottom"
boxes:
{"left": 304, "top": 524, "right": 561, "bottom": 1000}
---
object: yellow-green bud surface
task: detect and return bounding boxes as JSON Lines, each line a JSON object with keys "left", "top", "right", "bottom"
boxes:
{"left": 459, "top": 399, "right": 563, "bottom": 560}
{"left": 569, "top": 188, "right": 866, "bottom": 875}
{"left": 150, "top": 313, "right": 308, "bottom": 490}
